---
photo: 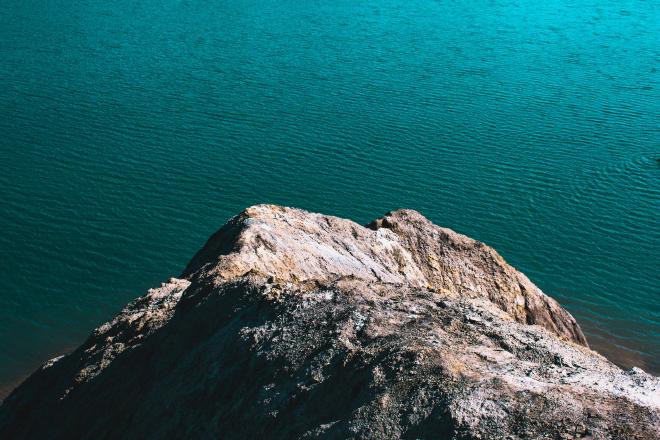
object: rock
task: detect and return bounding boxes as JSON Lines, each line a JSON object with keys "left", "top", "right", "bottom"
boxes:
{"left": 185, "top": 205, "right": 585, "bottom": 344}
{"left": 0, "top": 205, "right": 657, "bottom": 439}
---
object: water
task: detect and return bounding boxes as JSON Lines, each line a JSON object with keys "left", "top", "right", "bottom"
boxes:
{"left": 0, "top": 0, "right": 658, "bottom": 393}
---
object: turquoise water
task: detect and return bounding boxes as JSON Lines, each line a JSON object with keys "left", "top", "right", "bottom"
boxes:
{"left": 1, "top": 0, "right": 658, "bottom": 392}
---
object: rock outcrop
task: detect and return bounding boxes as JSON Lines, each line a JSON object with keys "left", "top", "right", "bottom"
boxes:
{"left": 0, "top": 205, "right": 657, "bottom": 439}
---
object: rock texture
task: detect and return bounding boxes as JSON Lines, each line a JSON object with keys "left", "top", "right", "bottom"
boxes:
{"left": 0, "top": 205, "right": 657, "bottom": 439}
{"left": 184, "top": 206, "right": 585, "bottom": 345}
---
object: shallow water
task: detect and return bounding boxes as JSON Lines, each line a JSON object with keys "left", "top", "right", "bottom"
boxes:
{"left": 1, "top": 0, "right": 658, "bottom": 393}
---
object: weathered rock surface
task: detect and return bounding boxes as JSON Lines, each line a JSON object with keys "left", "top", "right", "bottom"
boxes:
{"left": 0, "top": 205, "right": 657, "bottom": 439}
{"left": 184, "top": 206, "right": 585, "bottom": 344}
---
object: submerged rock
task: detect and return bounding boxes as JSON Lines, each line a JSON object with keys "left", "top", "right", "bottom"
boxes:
{"left": 0, "top": 205, "right": 657, "bottom": 439}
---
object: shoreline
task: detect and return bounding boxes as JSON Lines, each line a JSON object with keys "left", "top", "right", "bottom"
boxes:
{"left": 583, "top": 328, "right": 655, "bottom": 374}
{"left": 0, "top": 379, "right": 23, "bottom": 404}
{"left": 0, "top": 343, "right": 78, "bottom": 404}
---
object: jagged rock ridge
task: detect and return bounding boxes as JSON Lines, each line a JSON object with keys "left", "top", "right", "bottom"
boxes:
{"left": 0, "top": 205, "right": 657, "bottom": 439}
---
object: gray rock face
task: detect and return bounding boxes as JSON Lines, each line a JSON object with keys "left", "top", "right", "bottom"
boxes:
{"left": 0, "top": 205, "right": 657, "bottom": 439}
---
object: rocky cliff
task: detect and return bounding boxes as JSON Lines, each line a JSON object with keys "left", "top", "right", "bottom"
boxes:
{"left": 0, "top": 205, "right": 657, "bottom": 439}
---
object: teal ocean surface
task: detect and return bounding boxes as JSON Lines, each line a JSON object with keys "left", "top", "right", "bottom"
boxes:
{"left": 1, "top": 0, "right": 658, "bottom": 394}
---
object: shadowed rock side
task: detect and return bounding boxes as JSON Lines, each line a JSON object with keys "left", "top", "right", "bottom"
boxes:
{"left": 1, "top": 206, "right": 657, "bottom": 439}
